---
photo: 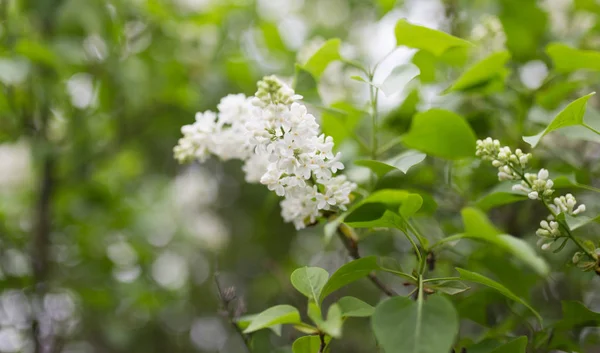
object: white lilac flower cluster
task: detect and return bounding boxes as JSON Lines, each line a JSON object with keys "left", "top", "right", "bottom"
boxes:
{"left": 174, "top": 76, "right": 356, "bottom": 229}
{"left": 476, "top": 138, "right": 587, "bottom": 249}
{"left": 173, "top": 93, "right": 268, "bottom": 183}
{"left": 476, "top": 137, "right": 532, "bottom": 182}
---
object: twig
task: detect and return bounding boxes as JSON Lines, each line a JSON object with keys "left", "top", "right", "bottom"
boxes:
{"left": 336, "top": 224, "right": 396, "bottom": 297}
{"left": 32, "top": 155, "right": 54, "bottom": 353}
{"left": 318, "top": 332, "right": 327, "bottom": 353}
{"left": 29, "top": 3, "right": 59, "bottom": 351}
{"left": 214, "top": 272, "right": 252, "bottom": 352}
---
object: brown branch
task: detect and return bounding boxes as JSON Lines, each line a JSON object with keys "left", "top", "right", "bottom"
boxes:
{"left": 336, "top": 224, "right": 396, "bottom": 297}
{"left": 29, "top": 3, "right": 61, "bottom": 352}
{"left": 318, "top": 332, "right": 327, "bottom": 353}
{"left": 32, "top": 158, "right": 54, "bottom": 353}
{"left": 31, "top": 105, "right": 55, "bottom": 353}
{"left": 214, "top": 272, "right": 252, "bottom": 353}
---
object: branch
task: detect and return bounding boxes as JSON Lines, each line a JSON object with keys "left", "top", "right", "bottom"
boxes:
{"left": 318, "top": 333, "right": 327, "bottom": 353}
{"left": 214, "top": 272, "right": 252, "bottom": 352}
{"left": 31, "top": 104, "right": 55, "bottom": 353}
{"left": 336, "top": 224, "right": 396, "bottom": 297}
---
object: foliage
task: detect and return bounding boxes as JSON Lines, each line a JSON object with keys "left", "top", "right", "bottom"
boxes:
{"left": 3, "top": 0, "right": 600, "bottom": 353}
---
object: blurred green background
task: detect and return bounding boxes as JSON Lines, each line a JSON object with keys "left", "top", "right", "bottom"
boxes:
{"left": 1, "top": 0, "right": 600, "bottom": 352}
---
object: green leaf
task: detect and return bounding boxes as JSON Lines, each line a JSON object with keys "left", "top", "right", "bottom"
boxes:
{"left": 546, "top": 43, "right": 600, "bottom": 73}
{"left": 399, "top": 193, "right": 424, "bottom": 219}
{"left": 489, "top": 337, "right": 528, "bottom": 353}
{"left": 412, "top": 50, "right": 437, "bottom": 83}
{"left": 447, "top": 51, "right": 511, "bottom": 93}
{"left": 354, "top": 160, "right": 396, "bottom": 179}
{"left": 292, "top": 335, "right": 330, "bottom": 353}
{"left": 459, "top": 208, "right": 549, "bottom": 276}
{"left": 377, "top": 0, "right": 397, "bottom": 16}
{"left": 355, "top": 150, "right": 426, "bottom": 178}
{"left": 524, "top": 92, "right": 596, "bottom": 147}
{"left": 321, "top": 304, "right": 343, "bottom": 338}
{"left": 294, "top": 65, "right": 320, "bottom": 104}
{"left": 403, "top": 109, "right": 477, "bottom": 159}
{"left": 564, "top": 213, "right": 600, "bottom": 231}
{"left": 499, "top": 0, "right": 547, "bottom": 61}
{"left": 428, "top": 281, "right": 470, "bottom": 295}
{"left": 321, "top": 102, "right": 364, "bottom": 146}
{"left": 395, "top": 19, "right": 472, "bottom": 56}
{"left": 344, "top": 203, "right": 399, "bottom": 229}
{"left": 555, "top": 300, "right": 600, "bottom": 329}
{"left": 236, "top": 314, "right": 282, "bottom": 336}
{"left": 290, "top": 267, "right": 329, "bottom": 304}
{"left": 260, "top": 22, "right": 289, "bottom": 53}
{"left": 475, "top": 182, "right": 528, "bottom": 211}
{"left": 303, "top": 39, "right": 341, "bottom": 79}
{"left": 456, "top": 268, "right": 542, "bottom": 324}
{"left": 337, "top": 296, "right": 375, "bottom": 317}
{"left": 372, "top": 295, "right": 459, "bottom": 353}
{"left": 243, "top": 305, "right": 302, "bottom": 334}
{"left": 464, "top": 339, "right": 503, "bottom": 353}
{"left": 388, "top": 150, "right": 427, "bottom": 173}
{"left": 319, "top": 257, "right": 380, "bottom": 302}
{"left": 380, "top": 64, "right": 420, "bottom": 97}
{"left": 15, "top": 39, "right": 60, "bottom": 68}
{"left": 307, "top": 302, "right": 343, "bottom": 338}
{"left": 343, "top": 189, "right": 423, "bottom": 229}
{"left": 462, "top": 207, "right": 501, "bottom": 236}
{"left": 307, "top": 302, "right": 323, "bottom": 326}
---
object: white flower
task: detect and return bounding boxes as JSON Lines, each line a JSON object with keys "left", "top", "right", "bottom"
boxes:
{"left": 174, "top": 76, "right": 356, "bottom": 230}
{"left": 550, "top": 193, "right": 586, "bottom": 216}
{"left": 536, "top": 219, "right": 561, "bottom": 238}
{"left": 173, "top": 94, "right": 256, "bottom": 164}
{"left": 475, "top": 138, "right": 501, "bottom": 161}
{"left": 517, "top": 169, "right": 555, "bottom": 200}
{"left": 173, "top": 111, "right": 219, "bottom": 163}
{"left": 242, "top": 153, "right": 270, "bottom": 183}
{"left": 247, "top": 77, "right": 355, "bottom": 228}
{"left": 476, "top": 138, "right": 531, "bottom": 181}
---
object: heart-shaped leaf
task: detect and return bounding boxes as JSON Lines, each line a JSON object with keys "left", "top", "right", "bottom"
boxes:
{"left": 291, "top": 267, "right": 329, "bottom": 304}
{"left": 372, "top": 295, "right": 459, "bottom": 353}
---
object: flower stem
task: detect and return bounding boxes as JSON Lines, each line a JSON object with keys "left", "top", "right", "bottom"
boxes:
{"left": 422, "top": 277, "right": 461, "bottom": 283}
{"left": 369, "top": 79, "right": 379, "bottom": 160}
{"left": 402, "top": 229, "right": 423, "bottom": 270}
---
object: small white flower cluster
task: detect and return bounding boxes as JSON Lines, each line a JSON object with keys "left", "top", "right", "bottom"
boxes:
{"left": 247, "top": 76, "right": 356, "bottom": 229}
{"left": 512, "top": 169, "right": 554, "bottom": 200}
{"left": 476, "top": 138, "right": 532, "bottom": 181}
{"left": 535, "top": 192, "right": 587, "bottom": 250}
{"left": 536, "top": 220, "right": 561, "bottom": 241}
{"left": 476, "top": 137, "right": 587, "bottom": 250}
{"left": 173, "top": 94, "right": 253, "bottom": 163}
{"left": 549, "top": 194, "right": 586, "bottom": 216}
{"left": 173, "top": 93, "right": 268, "bottom": 183}
{"left": 174, "top": 76, "right": 356, "bottom": 229}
